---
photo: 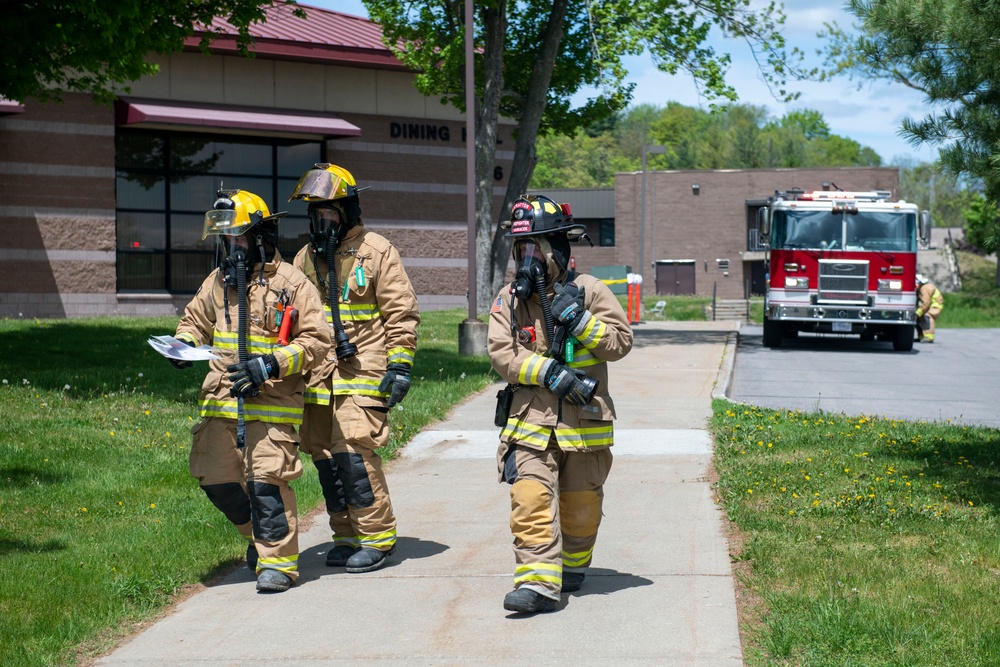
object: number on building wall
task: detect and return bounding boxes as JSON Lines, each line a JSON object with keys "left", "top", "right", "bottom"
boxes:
{"left": 494, "top": 166, "right": 504, "bottom": 181}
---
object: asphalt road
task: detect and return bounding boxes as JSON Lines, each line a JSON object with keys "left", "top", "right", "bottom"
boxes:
{"left": 730, "top": 326, "right": 1000, "bottom": 428}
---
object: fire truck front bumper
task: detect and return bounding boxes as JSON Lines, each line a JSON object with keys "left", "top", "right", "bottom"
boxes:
{"left": 767, "top": 304, "right": 915, "bottom": 324}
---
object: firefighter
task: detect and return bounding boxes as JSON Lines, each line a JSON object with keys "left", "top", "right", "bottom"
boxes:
{"left": 488, "top": 194, "right": 633, "bottom": 614}
{"left": 171, "top": 189, "right": 331, "bottom": 593}
{"left": 289, "top": 163, "right": 419, "bottom": 573}
{"left": 915, "top": 273, "right": 944, "bottom": 343}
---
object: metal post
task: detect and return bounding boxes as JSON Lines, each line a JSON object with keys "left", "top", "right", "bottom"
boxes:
{"left": 465, "top": 0, "right": 476, "bottom": 320}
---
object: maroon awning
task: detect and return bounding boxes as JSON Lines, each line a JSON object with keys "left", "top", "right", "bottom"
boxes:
{"left": 115, "top": 98, "right": 361, "bottom": 139}
{"left": 0, "top": 98, "right": 25, "bottom": 115}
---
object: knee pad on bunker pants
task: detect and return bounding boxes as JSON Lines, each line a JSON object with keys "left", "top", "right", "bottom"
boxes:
{"left": 330, "top": 451, "right": 375, "bottom": 509}
{"left": 510, "top": 479, "right": 555, "bottom": 547}
{"left": 249, "top": 481, "right": 290, "bottom": 542}
{"left": 201, "top": 482, "right": 251, "bottom": 528}
{"left": 313, "top": 457, "right": 348, "bottom": 513}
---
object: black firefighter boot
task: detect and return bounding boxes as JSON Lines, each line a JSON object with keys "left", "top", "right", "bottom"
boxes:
{"left": 345, "top": 545, "right": 396, "bottom": 573}
{"left": 256, "top": 569, "right": 292, "bottom": 593}
{"left": 503, "top": 588, "right": 557, "bottom": 614}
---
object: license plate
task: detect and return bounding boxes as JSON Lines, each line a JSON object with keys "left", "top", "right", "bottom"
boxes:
{"left": 832, "top": 321, "right": 851, "bottom": 333}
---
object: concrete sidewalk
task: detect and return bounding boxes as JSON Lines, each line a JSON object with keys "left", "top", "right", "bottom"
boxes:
{"left": 94, "top": 321, "right": 741, "bottom": 667}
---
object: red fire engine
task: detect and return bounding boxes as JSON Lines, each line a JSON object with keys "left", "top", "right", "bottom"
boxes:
{"left": 757, "top": 188, "right": 931, "bottom": 351}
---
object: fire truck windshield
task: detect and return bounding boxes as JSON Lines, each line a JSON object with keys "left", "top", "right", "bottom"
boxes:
{"left": 772, "top": 209, "right": 917, "bottom": 252}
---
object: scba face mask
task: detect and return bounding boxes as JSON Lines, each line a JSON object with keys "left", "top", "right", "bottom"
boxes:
{"left": 512, "top": 239, "right": 550, "bottom": 300}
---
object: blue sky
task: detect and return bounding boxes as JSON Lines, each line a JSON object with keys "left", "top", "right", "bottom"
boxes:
{"left": 308, "top": 0, "right": 938, "bottom": 166}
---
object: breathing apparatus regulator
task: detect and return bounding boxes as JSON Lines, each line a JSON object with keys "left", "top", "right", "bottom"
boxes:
{"left": 501, "top": 194, "right": 598, "bottom": 405}
{"left": 288, "top": 163, "right": 369, "bottom": 360}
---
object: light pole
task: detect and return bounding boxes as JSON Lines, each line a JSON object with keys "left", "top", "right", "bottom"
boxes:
{"left": 639, "top": 144, "right": 666, "bottom": 279}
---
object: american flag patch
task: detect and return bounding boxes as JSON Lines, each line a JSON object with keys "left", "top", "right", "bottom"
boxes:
{"left": 491, "top": 296, "right": 503, "bottom": 313}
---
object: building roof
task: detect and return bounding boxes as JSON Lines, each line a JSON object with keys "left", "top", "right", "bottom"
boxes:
{"left": 185, "top": 2, "right": 407, "bottom": 71}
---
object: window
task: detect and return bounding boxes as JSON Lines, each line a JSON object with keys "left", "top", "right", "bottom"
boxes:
{"left": 115, "top": 130, "right": 322, "bottom": 293}
{"left": 599, "top": 218, "right": 615, "bottom": 247}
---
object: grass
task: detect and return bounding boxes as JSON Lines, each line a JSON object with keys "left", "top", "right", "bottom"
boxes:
{"left": 711, "top": 400, "right": 1000, "bottom": 666}
{"left": 0, "top": 310, "right": 494, "bottom": 667}
{"left": 943, "top": 251, "right": 1000, "bottom": 328}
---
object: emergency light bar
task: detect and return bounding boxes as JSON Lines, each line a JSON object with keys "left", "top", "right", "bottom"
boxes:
{"left": 779, "top": 190, "right": 893, "bottom": 202}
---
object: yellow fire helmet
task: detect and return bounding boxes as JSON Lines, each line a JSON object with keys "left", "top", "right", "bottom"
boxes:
{"left": 288, "top": 163, "right": 361, "bottom": 202}
{"left": 202, "top": 189, "right": 287, "bottom": 239}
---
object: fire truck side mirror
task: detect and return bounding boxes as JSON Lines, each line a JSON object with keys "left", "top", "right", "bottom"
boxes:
{"left": 757, "top": 206, "right": 771, "bottom": 239}
{"left": 919, "top": 210, "right": 932, "bottom": 245}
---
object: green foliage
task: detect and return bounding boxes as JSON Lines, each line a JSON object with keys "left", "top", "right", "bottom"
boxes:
{"left": 0, "top": 311, "right": 492, "bottom": 667}
{"left": 1, "top": 1, "right": 305, "bottom": 103}
{"left": 712, "top": 401, "right": 1000, "bottom": 666}
{"left": 898, "top": 158, "right": 979, "bottom": 229}
{"left": 532, "top": 102, "right": 885, "bottom": 188}
{"left": 961, "top": 194, "right": 999, "bottom": 253}
{"left": 822, "top": 0, "right": 1000, "bottom": 239}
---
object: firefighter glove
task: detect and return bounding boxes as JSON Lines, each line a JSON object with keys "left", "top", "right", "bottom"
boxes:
{"left": 168, "top": 338, "right": 195, "bottom": 370}
{"left": 552, "top": 282, "right": 586, "bottom": 331}
{"left": 378, "top": 363, "right": 411, "bottom": 407}
{"left": 228, "top": 354, "right": 278, "bottom": 398}
{"left": 544, "top": 362, "right": 598, "bottom": 406}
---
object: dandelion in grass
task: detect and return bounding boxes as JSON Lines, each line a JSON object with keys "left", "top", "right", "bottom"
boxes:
{"left": 150, "top": 503, "right": 156, "bottom": 509}
{"left": 22, "top": 378, "right": 29, "bottom": 385}
{"left": 79, "top": 507, "right": 87, "bottom": 513}
{"left": 63, "top": 384, "right": 70, "bottom": 391}
{"left": 2, "top": 379, "right": 6, "bottom": 384}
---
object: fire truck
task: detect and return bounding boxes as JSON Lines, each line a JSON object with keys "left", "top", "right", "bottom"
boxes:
{"left": 757, "top": 188, "right": 931, "bottom": 351}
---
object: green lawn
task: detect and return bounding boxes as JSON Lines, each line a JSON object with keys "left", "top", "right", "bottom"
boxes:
{"left": 712, "top": 400, "right": 1000, "bottom": 666}
{"left": 0, "top": 310, "right": 494, "bottom": 667}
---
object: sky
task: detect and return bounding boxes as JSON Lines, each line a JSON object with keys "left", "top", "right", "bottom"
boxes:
{"left": 307, "top": 0, "right": 939, "bottom": 167}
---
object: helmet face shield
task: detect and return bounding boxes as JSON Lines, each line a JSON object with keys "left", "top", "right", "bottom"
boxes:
{"left": 202, "top": 209, "right": 252, "bottom": 239}
{"left": 290, "top": 169, "right": 349, "bottom": 202}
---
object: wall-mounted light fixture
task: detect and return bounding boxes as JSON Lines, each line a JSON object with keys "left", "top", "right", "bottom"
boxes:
{"left": 691, "top": 183, "right": 700, "bottom": 195}
{"left": 822, "top": 181, "right": 830, "bottom": 191}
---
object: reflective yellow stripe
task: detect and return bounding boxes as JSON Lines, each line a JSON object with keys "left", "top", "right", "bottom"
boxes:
{"left": 340, "top": 303, "right": 381, "bottom": 321}
{"left": 304, "top": 386, "right": 331, "bottom": 406}
{"left": 554, "top": 424, "right": 614, "bottom": 449}
{"left": 213, "top": 331, "right": 279, "bottom": 356}
{"left": 332, "top": 377, "right": 387, "bottom": 397}
{"left": 562, "top": 548, "right": 593, "bottom": 568}
{"left": 501, "top": 418, "right": 552, "bottom": 448}
{"left": 518, "top": 354, "right": 550, "bottom": 385}
{"left": 387, "top": 347, "right": 414, "bottom": 365}
{"left": 358, "top": 529, "right": 396, "bottom": 549}
{"left": 175, "top": 332, "right": 197, "bottom": 345}
{"left": 575, "top": 316, "right": 606, "bottom": 350}
{"left": 514, "top": 562, "right": 562, "bottom": 586}
{"left": 258, "top": 554, "right": 298, "bottom": 573}
{"left": 199, "top": 399, "right": 304, "bottom": 424}
{"left": 567, "top": 348, "right": 601, "bottom": 369}
{"left": 273, "top": 343, "right": 305, "bottom": 375}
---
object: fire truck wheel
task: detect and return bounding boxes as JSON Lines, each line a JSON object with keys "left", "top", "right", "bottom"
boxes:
{"left": 762, "top": 317, "right": 783, "bottom": 348}
{"left": 892, "top": 325, "right": 915, "bottom": 352}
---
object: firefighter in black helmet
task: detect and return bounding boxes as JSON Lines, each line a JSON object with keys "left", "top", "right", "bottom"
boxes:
{"left": 487, "top": 194, "right": 633, "bottom": 614}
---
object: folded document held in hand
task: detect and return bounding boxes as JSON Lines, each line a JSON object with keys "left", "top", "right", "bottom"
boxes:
{"left": 147, "top": 335, "right": 220, "bottom": 361}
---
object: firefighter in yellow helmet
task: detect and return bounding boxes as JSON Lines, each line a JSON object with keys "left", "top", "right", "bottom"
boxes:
{"left": 915, "top": 273, "right": 944, "bottom": 343}
{"left": 488, "top": 194, "right": 633, "bottom": 613}
{"left": 289, "top": 164, "right": 419, "bottom": 573}
{"left": 170, "top": 189, "right": 331, "bottom": 593}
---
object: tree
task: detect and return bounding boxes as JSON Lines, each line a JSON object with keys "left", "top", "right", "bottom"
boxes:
{"left": 822, "top": 0, "right": 1000, "bottom": 248}
{"left": 1, "top": 1, "right": 302, "bottom": 103}
{"left": 366, "top": 0, "right": 805, "bottom": 312}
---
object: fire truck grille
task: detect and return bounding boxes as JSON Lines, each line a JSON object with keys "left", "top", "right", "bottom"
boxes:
{"left": 818, "top": 260, "right": 868, "bottom": 302}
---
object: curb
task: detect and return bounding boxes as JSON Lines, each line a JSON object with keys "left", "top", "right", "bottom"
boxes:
{"left": 711, "top": 321, "right": 740, "bottom": 401}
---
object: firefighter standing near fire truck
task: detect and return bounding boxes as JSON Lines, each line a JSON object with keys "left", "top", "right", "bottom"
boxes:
{"left": 172, "top": 189, "right": 330, "bottom": 593}
{"left": 916, "top": 273, "right": 944, "bottom": 343}
{"left": 488, "top": 194, "right": 633, "bottom": 614}
{"left": 289, "top": 163, "right": 419, "bottom": 573}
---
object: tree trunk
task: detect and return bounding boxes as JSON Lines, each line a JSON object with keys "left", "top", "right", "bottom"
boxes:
{"left": 485, "top": 0, "right": 570, "bottom": 308}
{"left": 473, "top": 2, "right": 507, "bottom": 314}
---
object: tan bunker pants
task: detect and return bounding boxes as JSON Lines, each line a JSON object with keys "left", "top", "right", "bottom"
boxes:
{"left": 190, "top": 418, "right": 303, "bottom": 581}
{"left": 498, "top": 439, "right": 613, "bottom": 599}
{"left": 301, "top": 394, "right": 396, "bottom": 552}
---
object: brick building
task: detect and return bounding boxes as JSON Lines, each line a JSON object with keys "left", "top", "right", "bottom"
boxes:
{"left": 1, "top": 4, "right": 511, "bottom": 318}
{"left": 0, "top": 3, "right": 899, "bottom": 318}
{"left": 539, "top": 166, "right": 900, "bottom": 299}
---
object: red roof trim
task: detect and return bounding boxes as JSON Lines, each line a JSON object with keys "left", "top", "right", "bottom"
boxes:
{"left": 114, "top": 98, "right": 361, "bottom": 138}
{"left": 182, "top": 35, "right": 408, "bottom": 70}
{"left": 0, "top": 99, "right": 26, "bottom": 115}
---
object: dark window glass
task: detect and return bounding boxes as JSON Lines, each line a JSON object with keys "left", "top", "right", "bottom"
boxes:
{"left": 599, "top": 219, "right": 615, "bottom": 247}
{"left": 115, "top": 130, "right": 321, "bottom": 293}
